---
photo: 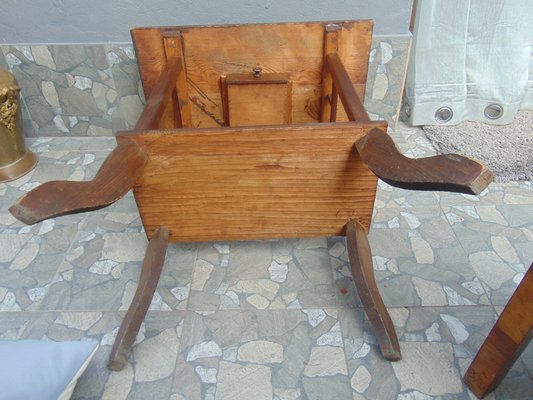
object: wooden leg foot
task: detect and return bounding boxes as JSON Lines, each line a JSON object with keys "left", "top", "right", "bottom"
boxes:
{"left": 108, "top": 226, "right": 170, "bottom": 371}
{"left": 346, "top": 219, "right": 401, "bottom": 361}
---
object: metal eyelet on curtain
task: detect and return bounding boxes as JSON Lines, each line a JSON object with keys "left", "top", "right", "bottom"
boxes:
{"left": 484, "top": 104, "right": 504, "bottom": 120}
{"left": 403, "top": 100, "right": 411, "bottom": 118}
{"left": 435, "top": 107, "right": 453, "bottom": 124}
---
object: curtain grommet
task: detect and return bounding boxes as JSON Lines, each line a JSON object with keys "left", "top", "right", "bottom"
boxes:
{"left": 435, "top": 107, "right": 453, "bottom": 124}
{"left": 403, "top": 100, "right": 411, "bottom": 118}
{"left": 484, "top": 103, "right": 504, "bottom": 120}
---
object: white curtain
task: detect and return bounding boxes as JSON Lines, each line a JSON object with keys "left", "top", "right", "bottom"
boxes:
{"left": 405, "top": 0, "right": 533, "bottom": 125}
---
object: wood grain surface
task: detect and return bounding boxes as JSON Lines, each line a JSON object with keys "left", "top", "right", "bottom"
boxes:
{"left": 9, "top": 141, "right": 148, "bottom": 225}
{"left": 131, "top": 21, "right": 373, "bottom": 128}
{"left": 464, "top": 262, "right": 533, "bottom": 398}
{"left": 346, "top": 219, "right": 401, "bottom": 360}
{"left": 355, "top": 128, "right": 493, "bottom": 195}
{"left": 226, "top": 73, "right": 292, "bottom": 126}
{"left": 118, "top": 121, "right": 386, "bottom": 242}
{"left": 108, "top": 226, "right": 169, "bottom": 371}
{"left": 134, "top": 57, "right": 181, "bottom": 130}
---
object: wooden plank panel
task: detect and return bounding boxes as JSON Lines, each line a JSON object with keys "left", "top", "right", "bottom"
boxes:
{"left": 226, "top": 73, "right": 292, "bottom": 126}
{"left": 180, "top": 22, "right": 323, "bottom": 127}
{"left": 132, "top": 21, "right": 374, "bottom": 128}
{"left": 118, "top": 122, "right": 386, "bottom": 242}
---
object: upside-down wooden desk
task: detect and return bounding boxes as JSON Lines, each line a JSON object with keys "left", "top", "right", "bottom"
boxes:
{"left": 9, "top": 21, "right": 493, "bottom": 370}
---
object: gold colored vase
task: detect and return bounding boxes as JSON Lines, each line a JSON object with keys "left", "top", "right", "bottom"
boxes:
{"left": 0, "top": 68, "right": 37, "bottom": 183}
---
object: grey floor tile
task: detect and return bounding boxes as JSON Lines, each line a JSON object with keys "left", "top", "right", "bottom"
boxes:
{"left": 39, "top": 231, "right": 196, "bottom": 311}
{"left": 375, "top": 179, "right": 440, "bottom": 210}
{"left": 28, "top": 136, "right": 117, "bottom": 152}
{"left": 341, "top": 306, "right": 533, "bottom": 400}
{"left": 188, "top": 239, "right": 337, "bottom": 311}
{"left": 0, "top": 213, "right": 85, "bottom": 311}
{"left": 444, "top": 204, "right": 533, "bottom": 305}
{"left": 0, "top": 312, "right": 36, "bottom": 339}
{"left": 436, "top": 181, "right": 533, "bottom": 208}
{"left": 171, "top": 309, "right": 352, "bottom": 400}
{"left": 333, "top": 206, "right": 490, "bottom": 309}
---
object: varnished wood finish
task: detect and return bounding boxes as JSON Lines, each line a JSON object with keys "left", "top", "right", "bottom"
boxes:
{"left": 356, "top": 128, "right": 493, "bottom": 195}
{"left": 327, "top": 52, "right": 370, "bottom": 122}
{"left": 464, "top": 263, "right": 533, "bottom": 398}
{"left": 134, "top": 57, "right": 182, "bottom": 130}
{"left": 9, "top": 141, "right": 148, "bottom": 225}
{"left": 320, "top": 24, "right": 342, "bottom": 122}
{"left": 163, "top": 31, "right": 193, "bottom": 127}
{"left": 131, "top": 21, "right": 373, "bottom": 127}
{"left": 346, "top": 219, "right": 401, "bottom": 361}
{"left": 118, "top": 121, "right": 387, "bottom": 242}
{"left": 326, "top": 51, "right": 493, "bottom": 194}
{"left": 225, "top": 73, "right": 292, "bottom": 126}
{"left": 108, "top": 226, "right": 170, "bottom": 371}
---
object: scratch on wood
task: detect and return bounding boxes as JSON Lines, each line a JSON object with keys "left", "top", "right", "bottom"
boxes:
{"left": 187, "top": 78, "right": 218, "bottom": 107}
{"left": 304, "top": 96, "right": 320, "bottom": 121}
{"left": 257, "top": 164, "right": 286, "bottom": 169}
{"left": 190, "top": 96, "right": 224, "bottom": 126}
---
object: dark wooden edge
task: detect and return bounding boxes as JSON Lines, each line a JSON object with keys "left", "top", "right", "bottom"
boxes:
{"left": 116, "top": 120, "right": 387, "bottom": 138}
{"left": 226, "top": 73, "right": 291, "bottom": 85}
{"left": 464, "top": 263, "right": 533, "bottom": 398}
{"left": 355, "top": 128, "right": 493, "bottom": 195}
{"left": 108, "top": 226, "right": 170, "bottom": 371}
{"left": 135, "top": 57, "right": 182, "bottom": 130}
{"left": 131, "top": 19, "right": 374, "bottom": 34}
{"left": 346, "top": 219, "right": 401, "bottom": 361}
{"left": 9, "top": 140, "right": 148, "bottom": 225}
{"left": 220, "top": 75, "right": 230, "bottom": 126}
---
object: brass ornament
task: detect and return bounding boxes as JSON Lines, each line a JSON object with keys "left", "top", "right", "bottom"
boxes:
{"left": 0, "top": 69, "right": 37, "bottom": 182}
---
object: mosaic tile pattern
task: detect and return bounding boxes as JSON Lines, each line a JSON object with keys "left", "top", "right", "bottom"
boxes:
{"left": 366, "top": 37, "right": 411, "bottom": 127}
{"left": 0, "top": 44, "right": 137, "bottom": 137}
{"left": 1, "top": 124, "right": 533, "bottom": 398}
{"left": 331, "top": 204, "right": 491, "bottom": 309}
{"left": 1, "top": 36, "right": 410, "bottom": 137}
{"left": 188, "top": 239, "right": 337, "bottom": 311}
{"left": 173, "top": 309, "right": 352, "bottom": 400}
{"left": 341, "top": 306, "right": 533, "bottom": 399}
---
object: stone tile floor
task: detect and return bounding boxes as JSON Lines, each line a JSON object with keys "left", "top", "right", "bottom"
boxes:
{"left": 0, "top": 125, "right": 532, "bottom": 399}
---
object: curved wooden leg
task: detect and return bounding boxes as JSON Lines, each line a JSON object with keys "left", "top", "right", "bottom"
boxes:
{"left": 9, "top": 140, "right": 148, "bottom": 225}
{"left": 108, "top": 226, "right": 169, "bottom": 371}
{"left": 346, "top": 219, "right": 401, "bottom": 361}
{"left": 355, "top": 128, "right": 493, "bottom": 195}
{"left": 325, "top": 53, "right": 493, "bottom": 195}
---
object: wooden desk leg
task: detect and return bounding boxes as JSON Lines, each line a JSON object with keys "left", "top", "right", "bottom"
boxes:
{"left": 464, "top": 263, "right": 533, "bottom": 399}
{"left": 108, "top": 226, "right": 170, "bottom": 371}
{"left": 9, "top": 140, "right": 148, "bottom": 225}
{"left": 345, "top": 220, "right": 401, "bottom": 361}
